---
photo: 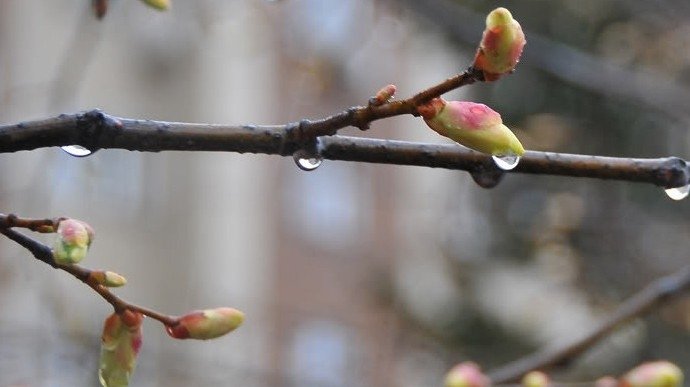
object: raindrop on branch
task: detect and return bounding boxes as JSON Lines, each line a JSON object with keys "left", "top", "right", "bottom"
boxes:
{"left": 492, "top": 154, "right": 520, "bottom": 170}
{"left": 61, "top": 145, "right": 93, "bottom": 157}
{"left": 293, "top": 150, "right": 323, "bottom": 171}
{"left": 664, "top": 184, "right": 690, "bottom": 201}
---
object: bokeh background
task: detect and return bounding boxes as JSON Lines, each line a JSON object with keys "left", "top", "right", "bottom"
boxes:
{"left": 1, "top": 0, "right": 689, "bottom": 386}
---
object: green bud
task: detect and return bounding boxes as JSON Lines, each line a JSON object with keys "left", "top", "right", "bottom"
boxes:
{"left": 522, "top": 371, "right": 549, "bottom": 387}
{"left": 90, "top": 271, "right": 127, "bottom": 288}
{"left": 140, "top": 0, "right": 170, "bottom": 11}
{"left": 99, "top": 311, "right": 143, "bottom": 387}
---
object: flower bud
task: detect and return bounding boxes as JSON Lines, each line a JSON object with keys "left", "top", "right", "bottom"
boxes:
{"left": 370, "top": 84, "right": 397, "bottom": 106}
{"left": 620, "top": 361, "right": 683, "bottom": 387}
{"left": 90, "top": 271, "right": 127, "bottom": 288}
{"left": 53, "top": 218, "right": 94, "bottom": 265}
{"left": 473, "top": 7, "right": 526, "bottom": 81}
{"left": 140, "top": 0, "right": 170, "bottom": 10}
{"left": 167, "top": 307, "right": 244, "bottom": 340}
{"left": 522, "top": 371, "right": 549, "bottom": 387}
{"left": 419, "top": 98, "right": 524, "bottom": 157}
{"left": 99, "top": 311, "right": 143, "bottom": 387}
{"left": 444, "top": 362, "right": 490, "bottom": 387}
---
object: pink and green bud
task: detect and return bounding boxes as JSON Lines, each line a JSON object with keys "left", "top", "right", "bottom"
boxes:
{"left": 140, "top": 0, "right": 170, "bottom": 11}
{"left": 167, "top": 307, "right": 245, "bottom": 340}
{"left": 522, "top": 371, "right": 550, "bottom": 387}
{"left": 370, "top": 84, "right": 397, "bottom": 106}
{"left": 90, "top": 271, "right": 127, "bottom": 288}
{"left": 419, "top": 98, "right": 524, "bottom": 157}
{"left": 99, "top": 310, "right": 144, "bottom": 387}
{"left": 620, "top": 361, "right": 683, "bottom": 387}
{"left": 53, "top": 218, "right": 94, "bottom": 265}
{"left": 473, "top": 7, "right": 526, "bottom": 81}
{"left": 444, "top": 362, "right": 491, "bottom": 387}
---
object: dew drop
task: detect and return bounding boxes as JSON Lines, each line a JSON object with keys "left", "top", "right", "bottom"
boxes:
{"left": 60, "top": 145, "right": 93, "bottom": 157}
{"left": 664, "top": 185, "right": 690, "bottom": 201}
{"left": 293, "top": 149, "right": 322, "bottom": 171}
{"left": 492, "top": 154, "right": 520, "bottom": 170}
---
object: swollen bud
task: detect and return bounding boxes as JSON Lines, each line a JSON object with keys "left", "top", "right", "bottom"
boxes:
{"left": 53, "top": 218, "right": 94, "bottom": 265}
{"left": 369, "top": 84, "right": 397, "bottom": 106}
{"left": 90, "top": 271, "right": 127, "bottom": 288}
{"left": 418, "top": 98, "right": 524, "bottom": 157}
{"left": 473, "top": 7, "right": 526, "bottom": 81}
{"left": 140, "top": 0, "right": 170, "bottom": 11}
{"left": 99, "top": 311, "right": 144, "bottom": 387}
{"left": 167, "top": 307, "right": 244, "bottom": 340}
{"left": 522, "top": 371, "right": 550, "bottom": 387}
{"left": 444, "top": 362, "right": 491, "bottom": 387}
{"left": 620, "top": 361, "right": 683, "bottom": 387}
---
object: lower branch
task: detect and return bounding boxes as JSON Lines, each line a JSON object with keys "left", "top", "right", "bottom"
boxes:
{"left": 487, "top": 266, "right": 690, "bottom": 383}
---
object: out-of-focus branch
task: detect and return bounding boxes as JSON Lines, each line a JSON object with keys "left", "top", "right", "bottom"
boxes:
{"left": 487, "top": 266, "right": 690, "bottom": 383}
{"left": 1, "top": 110, "right": 688, "bottom": 189}
{"left": 0, "top": 214, "right": 177, "bottom": 327}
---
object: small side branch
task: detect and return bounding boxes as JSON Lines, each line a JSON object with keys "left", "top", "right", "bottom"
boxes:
{"left": 488, "top": 266, "right": 690, "bottom": 383}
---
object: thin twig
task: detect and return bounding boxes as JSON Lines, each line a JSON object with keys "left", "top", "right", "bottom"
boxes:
{"left": 487, "top": 266, "right": 690, "bottom": 383}
{"left": 0, "top": 223, "right": 177, "bottom": 327}
{"left": 0, "top": 110, "right": 688, "bottom": 189}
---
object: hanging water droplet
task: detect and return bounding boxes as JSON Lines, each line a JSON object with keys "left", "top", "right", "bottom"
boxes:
{"left": 664, "top": 184, "right": 690, "bottom": 201}
{"left": 61, "top": 145, "right": 93, "bottom": 157}
{"left": 492, "top": 154, "right": 520, "bottom": 170}
{"left": 293, "top": 150, "right": 323, "bottom": 171}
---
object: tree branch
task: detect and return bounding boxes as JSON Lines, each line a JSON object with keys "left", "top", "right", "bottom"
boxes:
{"left": 0, "top": 215, "right": 177, "bottom": 326}
{"left": 1, "top": 110, "right": 688, "bottom": 189}
{"left": 487, "top": 266, "right": 690, "bottom": 383}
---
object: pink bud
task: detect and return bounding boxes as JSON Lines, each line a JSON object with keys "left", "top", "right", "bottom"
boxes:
{"left": 167, "top": 307, "right": 244, "bottom": 340}
{"left": 620, "top": 361, "right": 683, "bottom": 387}
{"left": 419, "top": 98, "right": 524, "bottom": 157}
{"left": 522, "top": 371, "right": 550, "bottom": 387}
{"left": 444, "top": 362, "right": 491, "bottom": 387}
{"left": 99, "top": 311, "right": 144, "bottom": 387}
{"left": 473, "top": 7, "right": 526, "bottom": 81}
{"left": 53, "top": 218, "right": 94, "bottom": 265}
{"left": 370, "top": 84, "right": 397, "bottom": 106}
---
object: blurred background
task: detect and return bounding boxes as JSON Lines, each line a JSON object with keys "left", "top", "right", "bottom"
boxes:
{"left": 1, "top": 0, "right": 689, "bottom": 386}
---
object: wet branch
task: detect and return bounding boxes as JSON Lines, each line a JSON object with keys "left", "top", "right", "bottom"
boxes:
{"left": 487, "top": 266, "right": 690, "bottom": 383}
{"left": 0, "top": 109, "right": 688, "bottom": 189}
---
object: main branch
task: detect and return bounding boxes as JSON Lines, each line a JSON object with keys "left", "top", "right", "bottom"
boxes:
{"left": 0, "top": 109, "right": 687, "bottom": 189}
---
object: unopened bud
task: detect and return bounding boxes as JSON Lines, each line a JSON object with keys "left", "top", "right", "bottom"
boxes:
{"left": 140, "top": 0, "right": 170, "bottom": 11}
{"left": 53, "top": 218, "right": 94, "bottom": 265}
{"left": 99, "top": 311, "right": 143, "bottom": 387}
{"left": 167, "top": 307, "right": 244, "bottom": 340}
{"left": 90, "top": 271, "right": 127, "bottom": 287}
{"left": 522, "top": 371, "right": 549, "bottom": 387}
{"left": 419, "top": 98, "right": 524, "bottom": 157}
{"left": 370, "top": 84, "right": 397, "bottom": 106}
{"left": 444, "top": 362, "right": 490, "bottom": 387}
{"left": 620, "top": 361, "right": 683, "bottom": 387}
{"left": 473, "top": 7, "right": 526, "bottom": 81}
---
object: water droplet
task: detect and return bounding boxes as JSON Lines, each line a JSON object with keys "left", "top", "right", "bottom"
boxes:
{"left": 664, "top": 185, "right": 690, "bottom": 201}
{"left": 293, "top": 150, "right": 323, "bottom": 171}
{"left": 60, "top": 145, "right": 93, "bottom": 157}
{"left": 470, "top": 168, "right": 504, "bottom": 189}
{"left": 492, "top": 154, "right": 520, "bottom": 170}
